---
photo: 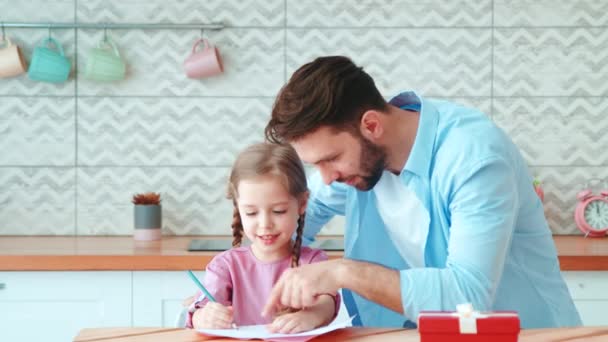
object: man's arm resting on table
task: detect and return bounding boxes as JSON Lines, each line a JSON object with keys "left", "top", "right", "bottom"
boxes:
{"left": 337, "top": 258, "right": 404, "bottom": 314}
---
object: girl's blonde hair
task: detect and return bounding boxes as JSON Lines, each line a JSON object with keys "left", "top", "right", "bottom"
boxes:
{"left": 227, "top": 142, "right": 308, "bottom": 268}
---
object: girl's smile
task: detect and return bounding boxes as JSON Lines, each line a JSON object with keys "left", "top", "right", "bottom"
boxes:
{"left": 258, "top": 234, "right": 280, "bottom": 245}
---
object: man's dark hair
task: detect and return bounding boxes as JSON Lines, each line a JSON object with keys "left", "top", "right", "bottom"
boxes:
{"left": 265, "top": 56, "right": 387, "bottom": 143}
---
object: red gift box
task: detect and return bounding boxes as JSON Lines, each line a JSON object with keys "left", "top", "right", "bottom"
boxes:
{"left": 418, "top": 304, "right": 520, "bottom": 342}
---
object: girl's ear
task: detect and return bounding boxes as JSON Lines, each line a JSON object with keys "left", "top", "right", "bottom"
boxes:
{"left": 298, "top": 191, "right": 310, "bottom": 215}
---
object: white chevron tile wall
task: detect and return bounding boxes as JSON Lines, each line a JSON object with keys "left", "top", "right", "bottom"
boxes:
{"left": 1, "top": 0, "right": 606, "bottom": 236}
{"left": 0, "top": 97, "right": 75, "bottom": 165}
{"left": 443, "top": 97, "right": 492, "bottom": 117}
{"left": 286, "top": 29, "right": 492, "bottom": 97}
{"left": 494, "top": 0, "right": 608, "bottom": 27}
{"left": 0, "top": 167, "right": 75, "bottom": 235}
{"left": 0, "top": 0, "right": 75, "bottom": 21}
{"left": 77, "top": 97, "right": 271, "bottom": 166}
{"left": 493, "top": 98, "right": 608, "bottom": 166}
{"left": 77, "top": 167, "right": 232, "bottom": 235}
{"left": 286, "top": 0, "right": 492, "bottom": 27}
{"left": 494, "top": 28, "right": 608, "bottom": 96}
{"left": 77, "top": 0, "right": 284, "bottom": 27}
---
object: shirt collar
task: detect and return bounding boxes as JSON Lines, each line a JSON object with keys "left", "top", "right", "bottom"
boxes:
{"left": 388, "top": 91, "right": 439, "bottom": 180}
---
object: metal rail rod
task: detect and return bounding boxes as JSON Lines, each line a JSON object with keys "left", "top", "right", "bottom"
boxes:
{"left": 0, "top": 22, "right": 224, "bottom": 30}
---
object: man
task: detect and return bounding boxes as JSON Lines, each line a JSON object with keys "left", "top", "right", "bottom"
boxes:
{"left": 261, "top": 56, "right": 581, "bottom": 329}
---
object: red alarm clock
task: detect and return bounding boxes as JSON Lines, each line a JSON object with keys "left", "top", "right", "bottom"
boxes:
{"left": 575, "top": 189, "right": 608, "bottom": 237}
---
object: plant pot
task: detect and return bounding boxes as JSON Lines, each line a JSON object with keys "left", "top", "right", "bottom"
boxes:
{"left": 134, "top": 204, "right": 162, "bottom": 241}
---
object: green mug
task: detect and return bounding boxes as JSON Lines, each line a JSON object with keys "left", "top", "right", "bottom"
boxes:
{"left": 28, "top": 37, "right": 71, "bottom": 83}
{"left": 84, "top": 37, "right": 126, "bottom": 82}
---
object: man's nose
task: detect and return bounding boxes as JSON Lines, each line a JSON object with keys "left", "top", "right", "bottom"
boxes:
{"left": 320, "top": 169, "right": 339, "bottom": 185}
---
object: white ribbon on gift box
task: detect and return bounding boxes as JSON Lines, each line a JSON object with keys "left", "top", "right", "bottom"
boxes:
{"left": 418, "top": 303, "right": 519, "bottom": 334}
{"left": 453, "top": 303, "right": 485, "bottom": 334}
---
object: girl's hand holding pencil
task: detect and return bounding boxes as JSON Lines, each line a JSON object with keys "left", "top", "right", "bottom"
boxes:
{"left": 192, "top": 302, "right": 236, "bottom": 329}
{"left": 187, "top": 270, "right": 238, "bottom": 330}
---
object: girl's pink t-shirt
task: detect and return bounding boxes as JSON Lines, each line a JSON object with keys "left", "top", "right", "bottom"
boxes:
{"left": 186, "top": 245, "right": 340, "bottom": 327}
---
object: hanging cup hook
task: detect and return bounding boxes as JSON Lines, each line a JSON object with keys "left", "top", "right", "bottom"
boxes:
{"left": 104, "top": 24, "right": 108, "bottom": 42}
{"left": 200, "top": 28, "right": 205, "bottom": 39}
{"left": 48, "top": 25, "right": 52, "bottom": 39}
{"left": 1, "top": 22, "right": 5, "bottom": 40}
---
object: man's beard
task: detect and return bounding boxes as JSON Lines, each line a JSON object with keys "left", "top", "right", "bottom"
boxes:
{"left": 338, "top": 135, "right": 387, "bottom": 191}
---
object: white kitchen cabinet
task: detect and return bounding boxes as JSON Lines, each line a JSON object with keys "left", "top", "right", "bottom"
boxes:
{"left": 132, "top": 270, "right": 205, "bottom": 327}
{"left": 0, "top": 271, "right": 132, "bottom": 342}
{"left": 562, "top": 271, "right": 608, "bottom": 326}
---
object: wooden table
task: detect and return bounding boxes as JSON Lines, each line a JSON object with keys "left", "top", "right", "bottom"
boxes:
{"left": 73, "top": 326, "right": 608, "bottom": 341}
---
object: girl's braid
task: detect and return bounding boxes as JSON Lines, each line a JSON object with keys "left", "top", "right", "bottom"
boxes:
{"left": 290, "top": 213, "right": 305, "bottom": 268}
{"left": 231, "top": 203, "right": 243, "bottom": 247}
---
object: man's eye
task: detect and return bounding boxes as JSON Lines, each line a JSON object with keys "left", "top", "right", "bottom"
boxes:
{"left": 323, "top": 156, "right": 338, "bottom": 164}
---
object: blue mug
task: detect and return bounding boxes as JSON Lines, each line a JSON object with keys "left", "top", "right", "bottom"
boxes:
{"left": 28, "top": 37, "right": 71, "bottom": 83}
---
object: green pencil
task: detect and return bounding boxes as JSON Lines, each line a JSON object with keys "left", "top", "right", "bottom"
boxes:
{"left": 187, "top": 269, "right": 216, "bottom": 302}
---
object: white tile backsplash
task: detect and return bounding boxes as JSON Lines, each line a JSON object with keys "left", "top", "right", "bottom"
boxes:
{"left": 1, "top": 0, "right": 606, "bottom": 235}
{"left": 494, "top": 0, "right": 608, "bottom": 27}
{"left": 0, "top": 167, "right": 75, "bottom": 235}
{"left": 76, "top": 167, "right": 231, "bottom": 235}
{"left": 494, "top": 28, "right": 608, "bottom": 97}
{"left": 77, "top": 97, "right": 271, "bottom": 166}
{"left": 286, "top": 28, "right": 492, "bottom": 97}
{"left": 493, "top": 97, "right": 608, "bottom": 166}
{"left": 0, "top": 97, "right": 75, "bottom": 165}
{"left": 77, "top": 0, "right": 285, "bottom": 27}
{"left": 286, "top": 0, "right": 492, "bottom": 27}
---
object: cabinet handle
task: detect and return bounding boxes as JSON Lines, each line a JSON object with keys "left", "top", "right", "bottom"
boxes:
{"left": 0, "top": 283, "right": 5, "bottom": 290}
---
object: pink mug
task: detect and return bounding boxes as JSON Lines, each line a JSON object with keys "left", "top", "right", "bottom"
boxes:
{"left": 183, "top": 39, "right": 223, "bottom": 79}
{"left": 0, "top": 37, "right": 27, "bottom": 78}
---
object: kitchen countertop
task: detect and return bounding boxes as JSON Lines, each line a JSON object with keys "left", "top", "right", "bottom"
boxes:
{"left": 0, "top": 235, "right": 607, "bottom": 271}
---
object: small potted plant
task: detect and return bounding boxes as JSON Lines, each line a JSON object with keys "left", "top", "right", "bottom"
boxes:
{"left": 132, "top": 192, "right": 162, "bottom": 241}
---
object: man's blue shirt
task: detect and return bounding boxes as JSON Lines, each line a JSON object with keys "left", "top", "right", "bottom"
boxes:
{"left": 303, "top": 91, "right": 581, "bottom": 328}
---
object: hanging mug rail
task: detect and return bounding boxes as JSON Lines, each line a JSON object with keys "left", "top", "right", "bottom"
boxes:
{"left": 0, "top": 22, "right": 224, "bottom": 30}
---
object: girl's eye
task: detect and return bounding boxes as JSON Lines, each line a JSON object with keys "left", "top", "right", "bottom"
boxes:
{"left": 245, "top": 212, "right": 257, "bottom": 216}
{"left": 273, "top": 210, "right": 287, "bottom": 214}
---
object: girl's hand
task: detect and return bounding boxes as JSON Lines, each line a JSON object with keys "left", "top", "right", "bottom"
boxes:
{"left": 268, "top": 309, "right": 323, "bottom": 334}
{"left": 192, "top": 302, "right": 234, "bottom": 329}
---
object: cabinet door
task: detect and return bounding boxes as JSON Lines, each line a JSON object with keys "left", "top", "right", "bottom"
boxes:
{"left": 562, "top": 271, "right": 608, "bottom": 326}
{"left": 133, "top": 270, "right": 204, "bottom": 327}
{"left": 0, "top": 271, "right": 132, "bottom": 342}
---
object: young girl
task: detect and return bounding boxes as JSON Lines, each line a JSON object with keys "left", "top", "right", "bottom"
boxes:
{"left": 186, "top": 142, "right": 339, "bottom": 334}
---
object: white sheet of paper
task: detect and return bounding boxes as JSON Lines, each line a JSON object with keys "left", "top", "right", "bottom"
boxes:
{"left": 197, "top": 316, "right": 354, "bottom": 342}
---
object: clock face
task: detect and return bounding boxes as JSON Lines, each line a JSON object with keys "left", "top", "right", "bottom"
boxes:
{"left": 583, "top": 200, "right": 608, "bottom": 230}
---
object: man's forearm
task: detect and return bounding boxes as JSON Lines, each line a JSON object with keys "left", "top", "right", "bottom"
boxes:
{"left": 336, "top": 259, "right": 404, "bottom": 314}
